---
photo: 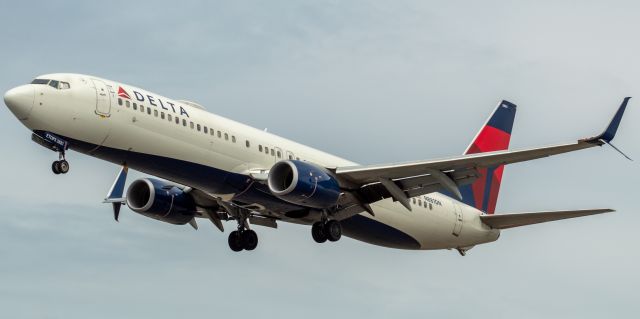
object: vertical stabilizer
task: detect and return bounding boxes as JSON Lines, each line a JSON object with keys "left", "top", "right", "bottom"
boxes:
{"left": 460, "top": 101, "right": 516, "bottom": 214}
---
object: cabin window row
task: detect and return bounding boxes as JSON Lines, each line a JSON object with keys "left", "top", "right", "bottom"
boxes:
{"left": 118, "top": 97, "right": 302, "bottom": 160}
{"left": 118, "top": 97, "right": 237, "bottom": 143}
{"left": 255, "top": 144, "right": 300, "bottom": 160}
{"left": 412, "top": 197, "right": 433, "bottom": 210}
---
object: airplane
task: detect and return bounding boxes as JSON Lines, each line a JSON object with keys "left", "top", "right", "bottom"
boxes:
{"left": 3, "top": 73, "right": 631, "bottom": 255}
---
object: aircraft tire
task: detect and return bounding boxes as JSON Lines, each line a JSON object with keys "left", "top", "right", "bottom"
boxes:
{"left": 242, "top": 229, "right": 258, "bottom": 251}
{"left": 325, "top": 220, "right": 342, "bottom": 242}
{"left": 52, "top": 161, "right": 61, "bottom": 175}
{"left": 58, "top": 160, "right": 69, "bottom": 174}
{"left": 312, "top": 222, "right": 327, "bottom": 243}
{"left": 228, "top": 231, "right": 244, "bottom": 252}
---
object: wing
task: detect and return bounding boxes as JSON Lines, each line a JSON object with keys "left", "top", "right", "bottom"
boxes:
{"left": 102, "top": 167, "right": 281, "bottom": 232}
{"left": 479, "top": 209, "right": 614, "bottom": 229}
{"left": 333, "top": 98, "right": 630, "bottom": 214}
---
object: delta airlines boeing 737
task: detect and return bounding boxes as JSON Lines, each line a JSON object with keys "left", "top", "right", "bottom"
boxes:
{"left": 3, "top": 73, "right": 631, "bottom": 254}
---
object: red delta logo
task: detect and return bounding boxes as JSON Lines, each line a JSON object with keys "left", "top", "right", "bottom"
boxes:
{"left": 118, "top": 87, "right": 131, "bottom": 99}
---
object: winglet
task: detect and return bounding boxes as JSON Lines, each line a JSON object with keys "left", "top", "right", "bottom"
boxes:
{"left": 594, "top": 97, "right": 631, "bottom": 143}
{"left": 104, "top": 165, "right": 128, "bottom": 221}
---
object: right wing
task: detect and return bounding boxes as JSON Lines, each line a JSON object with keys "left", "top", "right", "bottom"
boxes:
{"left": 332, "top": 98, "right": 630, "bottom": 214}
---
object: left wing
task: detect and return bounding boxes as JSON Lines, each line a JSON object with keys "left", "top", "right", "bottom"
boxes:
{"left": 333, "top": 98, "right": 630, "bottom": 212}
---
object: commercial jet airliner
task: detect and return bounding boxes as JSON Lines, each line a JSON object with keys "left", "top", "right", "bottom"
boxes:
{"left": 3, "top": 74, "right": 631, "bottom": 254}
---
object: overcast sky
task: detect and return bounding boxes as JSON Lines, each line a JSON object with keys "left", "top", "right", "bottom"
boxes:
{"left": 1, "top": 1, "right": 638, "bottom": 318}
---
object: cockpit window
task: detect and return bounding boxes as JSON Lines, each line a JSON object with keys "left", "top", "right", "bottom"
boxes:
{"left": 31, "top": 79, "right": 49, "bottom": 85}
{"left": 30, "top": 79, "right": 70, "bottom": 89}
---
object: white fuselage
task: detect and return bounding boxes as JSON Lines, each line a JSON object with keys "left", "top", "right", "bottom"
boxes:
{"left": 6, "top": 73, "right": 500, "bottom": 251}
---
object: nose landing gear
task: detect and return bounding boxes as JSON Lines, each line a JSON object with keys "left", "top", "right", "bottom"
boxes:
{"left": 52, "top": 159, "right": 69, "bottom": 174}
{"left": 51, "top": 152, "right": 70, "bottom": 175}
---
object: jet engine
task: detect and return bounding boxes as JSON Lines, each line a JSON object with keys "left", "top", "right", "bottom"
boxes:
{"left": 267, "top": 160, "right": 341, "bottom": 208}
{"left": 125, "top": 178, "right": 196, "bottom": 225}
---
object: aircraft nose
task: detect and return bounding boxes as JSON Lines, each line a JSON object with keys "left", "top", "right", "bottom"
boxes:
{"left": 4, "top": 85, "right": 35, "bottom": 120}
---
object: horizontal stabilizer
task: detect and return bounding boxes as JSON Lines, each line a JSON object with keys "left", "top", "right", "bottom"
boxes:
{"left": 480, "top": 209, "right": 613, "bottom": 229}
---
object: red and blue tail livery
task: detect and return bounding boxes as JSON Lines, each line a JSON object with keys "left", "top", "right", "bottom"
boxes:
{"left": 460, "top": 101, "right": 517, "bottom": 214}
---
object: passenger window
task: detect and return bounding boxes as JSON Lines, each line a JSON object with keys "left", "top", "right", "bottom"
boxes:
{"left": 265, "top": 147, "right": 269, "bottom": 154}
{"left": 418, "top": 199, "right": 422, "bottom": 206}
{"left": 412, "top": 198, "right": 416, "bottom": 204}
{"left": 190, "top": 122, "right": 194, "bottom": 129}
{"left": 140, "top": 105, "right": 145, "bottom": 112}
{"left": 217, "top": 131, "right": 221, "bottom": 138}
{"left": 204, "top": 126, "right": 208, "bottom": 134}
{"left": 246, "top": 140, "right": 250, "bottom": 148}
{"left": 183, "top": 119, "right": 187, "bottom": 126}
{"left": 154, "top": 110, "right": 158, "bottom": 117}
{"left": 232, "top": 136, "right": 236, "bottom": 143}
{"left": 133, "top": 103, "right": 137, "bottom": 110}
{"left": 118, "top": 98, "right": 123, "bottom": 106}
{"left": 161, "top": 112, "right": 165, "bottom": 119}
{"left": 259, "top": 145, "right": 263, "bottom": 152}
{"left": 147, "top": 108, "right": 151, "bottom": 115}
{"left": 270, "top": 149, "right": 275, "bottom": 156}
{"left": 289, "top": 155, "right": 293, "bottom": 160}
{"left": 197, "top": 124, "right": 201, "bottom": 131}
{"left": 125, "top": 100, "right": 130, "bottom": 108}
{"left": 277, "top": 151, "right": 281, "bottom": 158}
{"left": 210, "top": 129, "right": 214, "bottom": 136}
{"left": 224, "top": 133, "right": 229, "bottom": 140}
{"left": 168, "top": 114, "right": 172, "bottom": 121}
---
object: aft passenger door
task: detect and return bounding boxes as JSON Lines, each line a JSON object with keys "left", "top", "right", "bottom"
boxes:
{"left": 452, "top": 202, "right": 463, "bottom": 237}
{"left": 91, "top": 79, "right": 111, "bottom": 117}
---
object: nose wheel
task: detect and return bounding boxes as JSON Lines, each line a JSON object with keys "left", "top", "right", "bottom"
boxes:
{"left": 312, "top": 220, "right": 342, "bottom": 243}
{"left": 52, "top": 159, "right": 69, "bottom": 174}
{"left": 51, "top": 150, "right": 70, "bottom": 175}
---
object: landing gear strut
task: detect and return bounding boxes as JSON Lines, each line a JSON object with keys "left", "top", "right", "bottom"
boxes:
{"left": 312, "top": 220, "right": 342, "bottom": 243}
{"left": 51, "top": 152, "right": 69, "bottom": 175}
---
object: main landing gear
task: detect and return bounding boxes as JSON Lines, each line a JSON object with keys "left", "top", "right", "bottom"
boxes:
{"left": 311, "top": 220, "right": 342, "bottom": 243}
{"left": 226, "top": 208, "right": 258, "bottom": 252}
{"left": 228, "top": 228, "right": 258, "bottom": 252}
{"left": 51, "top": 153, "right": 69, "bottom": 175}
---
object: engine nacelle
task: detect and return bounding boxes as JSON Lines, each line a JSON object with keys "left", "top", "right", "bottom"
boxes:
{"left": 126, "top": 178, "right": 196, "bottom": 225}
{"left": 267, "top": 160, "right": 341, "bottom": 209}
